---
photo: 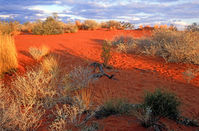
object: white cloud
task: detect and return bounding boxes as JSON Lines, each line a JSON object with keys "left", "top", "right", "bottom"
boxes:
{"left": 0, "top": 15, "right": 10, "bottom": 18}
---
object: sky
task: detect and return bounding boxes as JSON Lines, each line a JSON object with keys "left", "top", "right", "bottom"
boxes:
{"left": 0, "top": 0, "right": 199, "bottom": 29}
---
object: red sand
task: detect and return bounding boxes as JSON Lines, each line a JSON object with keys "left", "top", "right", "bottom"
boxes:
{"left": 14, "top": 29, "right": 199, "bottom": 130}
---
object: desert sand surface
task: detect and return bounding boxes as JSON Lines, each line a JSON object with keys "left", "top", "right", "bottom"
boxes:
{"left": 13, "top": 29, "right": 199, "bottom": 131}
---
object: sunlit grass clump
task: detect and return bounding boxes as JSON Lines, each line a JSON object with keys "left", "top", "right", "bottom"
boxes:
{"left": 41, "top": 55, "right": 59, "bottom": 73}
{"left": 29, "top": 45, "right": 49, "bottom": 61}
{"left": 0, "top": 34, "right": 18, "bottom": 75}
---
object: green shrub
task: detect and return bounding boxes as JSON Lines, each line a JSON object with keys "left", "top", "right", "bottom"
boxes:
{"left": 81, "top": 20, "right": 99, "bottom": 30}
{"left": 143, "top": 88, "right": 181, "bottom": 120}
{"left": 101, "top": 40, "right": 112, "bottom": 67}
{"left": 32, "top": 16, "right": 64, "bottom": 35}
{"left": 95, "top": 98, "right": 133, "bottom": 119}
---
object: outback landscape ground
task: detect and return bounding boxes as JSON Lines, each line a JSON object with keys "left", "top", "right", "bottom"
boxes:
{"left": 1, "top": 18, "right": 199, "bottom": 131}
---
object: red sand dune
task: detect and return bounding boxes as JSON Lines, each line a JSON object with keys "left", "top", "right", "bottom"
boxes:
{"left": 14, "top": 29, "right": 199, "bottom": 130}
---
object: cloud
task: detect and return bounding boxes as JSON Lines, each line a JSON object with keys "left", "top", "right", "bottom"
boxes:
{"left": 0, "top": 0, "right": 198, "bottom": 28}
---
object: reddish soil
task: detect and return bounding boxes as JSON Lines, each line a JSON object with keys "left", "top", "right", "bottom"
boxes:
{"left": 14, "top": 29, "right": 199, "bottom": 131}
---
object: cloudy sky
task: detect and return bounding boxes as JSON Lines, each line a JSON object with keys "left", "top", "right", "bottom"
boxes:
{"left": 0, "top": 0, "right": 199, "bottom": 29}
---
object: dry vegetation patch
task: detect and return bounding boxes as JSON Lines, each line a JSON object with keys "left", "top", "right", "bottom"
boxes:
{"left": 0, "top": 34, "right": 18, "bottom": 75}
{"left": 112, "top": 29, "right": 199, "bottom": 64}
{"left": 0, "top": 21, "right": 21, "bottom": 36}
{"left": 81, "top": 20, "right": 99, "bottom": 30}
{"left": 29, "top": 45, "right": 50, "bottom": 61}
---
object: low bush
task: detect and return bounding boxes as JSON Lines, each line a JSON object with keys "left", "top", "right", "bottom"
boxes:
{"left": 0, "top": 21, "right": 21, "bottom": 35}
{"left": 143, "top": 88, "right": 181, "bottom": 119}
{"left": 81, "top": 20, "right": 99, "bottom": 30}
{"left": 112, "top": 29, "right": 199, "bottom": 64}
{"left": 32, "top": 16, "right": 64, "bottom": 35}
{"left": 120, "top": 21, "right": 134, "bottom": 30}
{"left": 21, "top": 21, "right": 35, "bottom": 33}
{"left": 149, "top": 29, "right": 199, "bottom": 64}
{"left": 112, "top": 35, "right": 135, "bottom": 46}
{"left": 63, "top": 23, "right": 78, "bottom": 33}
{"left": 103, "top": 20, "right": 123, "bottom": 30}
{"left": 186, "top": 23, "right": 199, "bottom": 32}
{"left": 0, "top": 34, "right": 18, "bottom": 75}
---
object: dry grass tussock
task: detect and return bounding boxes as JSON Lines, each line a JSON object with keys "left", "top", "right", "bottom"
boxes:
{"left": 101, "top": 40, "right": 112, "bottom": 66}
{"left": 41, "top": 54, "right": 60, "bottom": 73}
{"left": 29, "top": 45, "right": 50, "bottom": 61}
{"left": 81, "top": 20, "right": 99, "bottom": 30}
{"left": 0, "top": 34, "right": 18, "bottom": 75}
{"left": 112, "top": 29, "right": 199, "bottom": 64}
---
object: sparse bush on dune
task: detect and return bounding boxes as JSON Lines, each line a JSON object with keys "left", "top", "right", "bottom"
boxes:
{"left": 143, "top": 88, "right": 181, "bottom": 120}
{"left": 0, "top": 21, "right": 21, "bottom": 35}
{"left": 0, "top": 34, "right": 18, "bottom": 75}
{"left": 112, "top": 35, "right": 135, "bottom": 46}
{"left": 75, "top": 20, "right": 82, "bottom": 29}
{"left": 186, "top": 22, "right": 199, "bottom": 32}
{"left": 21, "top": 21, "right": 35, "bottom": 33}
{"left": 130, "top": 89, "right": 180, "bottom": 130}
{"left": 112, "top": 29, "right": 199, "bottom": 64}
{"left": 29, "top": 45, "right": 50, "bottom": 61}
{"left": 120, "top": 21, "right": 134, "bottom": 30}
{"left": 62, "top": 23, "right": 78, "bottom": 33}
{"left": 32, "top": 16, "right": 79, "bottom": 35}
{"left": 149, "top": 29, "right": 199, "bottom": 64}
{"left": 32, "top": 16, "right": 64, "bottom": 35}
{"left": 132, "top": 88, "right": 199, "bottom": 129}
{"left": 102, "top": 20, "right": 122, "bottom": 30}
{"left": 81, "top": 20, "right": 99, "bottom": 30}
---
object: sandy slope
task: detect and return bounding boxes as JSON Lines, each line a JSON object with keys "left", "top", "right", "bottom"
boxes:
{"left": 14, "top": 29, "right": 199, "bottom": 130}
